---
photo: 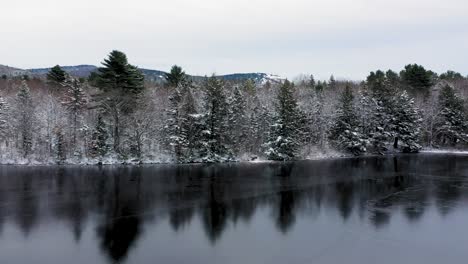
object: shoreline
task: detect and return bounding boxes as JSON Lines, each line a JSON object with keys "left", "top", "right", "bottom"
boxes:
{"left": 0, "top": 149, "right": 466, "bottom": 167}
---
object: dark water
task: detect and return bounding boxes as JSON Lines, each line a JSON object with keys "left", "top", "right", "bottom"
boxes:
{"left": 1, "top": 154, "right": 468, "bottom": 264}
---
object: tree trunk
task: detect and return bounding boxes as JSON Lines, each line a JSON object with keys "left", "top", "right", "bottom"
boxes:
{"left": 113, "top": 110, "right": 120, "bottom": 153}
{"left": 393, "top": 137, "right": 398, "bottom": 149}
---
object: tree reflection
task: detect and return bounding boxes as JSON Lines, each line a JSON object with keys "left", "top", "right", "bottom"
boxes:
{"left": 0, "top": 155, "right": 466, "bottom": 260}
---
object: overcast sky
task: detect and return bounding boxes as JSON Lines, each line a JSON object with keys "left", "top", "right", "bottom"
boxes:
{"left": 1, "top": 0, "right": 467, "bottom": 80}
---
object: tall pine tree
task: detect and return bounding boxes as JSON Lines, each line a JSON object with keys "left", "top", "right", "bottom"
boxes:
{"left": 94, "top": 50, "right": 145, "bottom": 153}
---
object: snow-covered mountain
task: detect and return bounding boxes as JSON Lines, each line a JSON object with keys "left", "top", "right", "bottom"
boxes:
{"left": 0, "top": 64, "right": 284, "bottom": 84}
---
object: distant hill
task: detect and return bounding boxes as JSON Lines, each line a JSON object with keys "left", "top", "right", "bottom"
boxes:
{"left": 0, "top": 65, "right": 26, "bottom": 77}
{"left": 0, "top": 64, "right": 284, "bottom": 84}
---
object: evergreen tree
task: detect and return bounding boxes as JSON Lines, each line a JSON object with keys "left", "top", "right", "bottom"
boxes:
{"left": 308, "top": 75, "right": 316, "bottom": 89}
{"left": 308, "top": 86, "right": 327, "bottom": 148}
{"left": 434, "top": 85, "right": 468, "bottom": 146}
{"left": 201, "top": 76, "right": 232, "bottom": 162}
{"left": 15, "top": 81, "right": 34, "bottom": 158}
{"left": 329, "top": 86, "right": 367, "bottom": 155}
{"left": 364, "top": 70, "right": 400, "bottom": 154}
{"left": 227, "top": 87, "right": 247, "bottom": 155}
{"left": 94, "top": 50, "right": 145, "bottom": 153}
{"left": 47, "top": 65, "right": 67, "bottom": 84}
{"left": 61, "top": 77, "right": 87, "bottom": 147}
{"left": 241, "top": 79, "right": 256, "bottom": 95}
{"left": 247, "top": 96, "right": 271, "bottom": 155}
{"left": 179, "top": 86, "right": 201, "bottom": 162}
{"left": 440, "top": 71, "right": 464, "bottom": 81}
{"left": 164, "top": 87, "right": 187, "bottom": 162}
{"left": 400, "top": 64, "right": 434, "bottom": 95}
{"left": 392, "top": 91, "right": 422, "bottom": 152}
{"left": 265, "top": 80, "right": 305, "bottom": 160}
{"left": 0, "top": 96, "right": 10, "bottom": 141}
{"left": 329, "top": 75, "right": 336, "bottom": 89}
{"left": 54, "top": 127, "right": 66, "bottom": 163}
{"left": 165, "top": 65, "right": 186, "bottom": 88}
{"left": 90, "top": 115, "right": 109, "bottom": 160}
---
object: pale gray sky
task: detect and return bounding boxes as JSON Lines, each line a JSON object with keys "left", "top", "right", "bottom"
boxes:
{"left": 1, "top": 0, "right": 467, "bottom": 79}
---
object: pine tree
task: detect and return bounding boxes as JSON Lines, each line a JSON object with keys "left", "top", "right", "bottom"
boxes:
{"left": 201, "top": 76, "right": 232, "bottom": 162}
{"left": 15, "top": 81, "right": 34, "bottom": 158}
{"left": 434, "top": 85, "right": 467, "bottom": 146}
{"left": 265, "top": 80, "right": 305, "bottom": 160}
{"left": 400, "top": 64, "right": 434, "bottom": 95}
{"left": 47, "top": 65, "right": 67, "bottom": 84}
{"left": 61, "top": 77, "right": 87, "bottom": 147}
{"left": 94, "top": 50, "right": 145, "bottom": 153}
{"left": 227, "top": 87, "right": 247, "bottom": 155}
{"left": 165, "top": 65, "right": 186, "bottom": 88}
{"left": 329, "top": 86, "right": 367, "bottom": 155}
{"left": 392, "top": 91, "right": 422, "bottom": 152}
{"left": 90, "top": 115, "right": 109, "bottom": 160}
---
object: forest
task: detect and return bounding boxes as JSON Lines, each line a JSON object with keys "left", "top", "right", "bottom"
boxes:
{"left": 0, "top": 50, "right": 467, "bottom": 164}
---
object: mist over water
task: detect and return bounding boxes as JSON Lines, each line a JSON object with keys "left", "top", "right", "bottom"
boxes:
{"left": 1, "top": 154, "right": 468, "bottom": 264}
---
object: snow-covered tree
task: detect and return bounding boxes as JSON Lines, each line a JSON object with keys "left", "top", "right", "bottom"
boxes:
{"left": 392, "top": 91, "right": 422, "bottom": 152}
{"left": 434, "top": 85, "right": 468, "bottom": 146}
{"left": 265, "top": 80, "right": 306, "bottom": 160}
{"left": 54, "top": 127, "right": 66, "bottom": 163}
{"left": 0, "top": 96, "right": 10, "bottom": 141}
{"left": 15, "top": 81, "right": 35, "bottom": 158}
{"left": 89, "top": 115, "right": 109, "bottom": 160}
{"left": 247, "top": 96, "right": 271, "bottom": 156}
{"left": 329, "top": 86, "right": 368, "bottom": 155}
{"left": 61, "top": 77, "right": 87, "bottom": 148}
{"left": 200, "top": 76, "right": 232, "bottom": 162}
{"left": 164, "top": 87, "right": 187, "bottom": 162}
{"left": 227, "top": 87, "right": 248, "bottom": 155}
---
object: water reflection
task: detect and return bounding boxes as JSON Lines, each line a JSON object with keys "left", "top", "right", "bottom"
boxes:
{"left": 0, "top": 154, "right": 468, "bottom": 263}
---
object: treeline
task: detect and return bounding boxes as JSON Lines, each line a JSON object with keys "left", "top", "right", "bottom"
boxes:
{"left": 0, "top": 50, "right": 467, "bottom": 164}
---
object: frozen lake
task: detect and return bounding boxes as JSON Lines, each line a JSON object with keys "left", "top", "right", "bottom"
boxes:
{"left": 0, "top": 153, "right": 468, "bottom": 264}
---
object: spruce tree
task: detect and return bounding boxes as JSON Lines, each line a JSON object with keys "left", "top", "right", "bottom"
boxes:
{"left": 164, "top": 87, "right": 187, "bottom": 162}
{"left": 247, "top": 96, "right": 271, "bottom": 156}
{"left": 90, "top": 115, "right": 109, "bottom": 160}
{"left": 364, "top": 70, "right": 398, "bottom": 154}
{"left": 54, "top": 127, "right": 66, "bottom": 163}
{"left": 392, "top": 91, "right": 422, "bottom": 152}
{"left": 434, "top": 85, "right": 467, "bottom": 146}
{"left": 227, "top": 87, "right": 247, "bottom": 155}
{"left": 201, "top": 76, "right": 232, "bottom": 162}
{"left": 329, "top": 86, "right": 367, "bottom": 155}
{"left": 15, "top": 81, "right": 34, "bottom": 158}
{"left": 165, "top": 65, "right": 186, "bottom": 88}
{"left": 265, "top": 80, "right": 305, "bottom": 160}
{"left": 47, "top": 65, "right": 67, "bottom": 84}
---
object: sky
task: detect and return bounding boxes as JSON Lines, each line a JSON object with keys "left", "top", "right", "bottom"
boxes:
{"left": 1, "top": 0, "right": 467, "bottom": 80}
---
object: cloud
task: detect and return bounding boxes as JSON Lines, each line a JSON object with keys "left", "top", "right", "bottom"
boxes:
{"left": 1, "top": 0, "right": 467, "bottom": 79}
